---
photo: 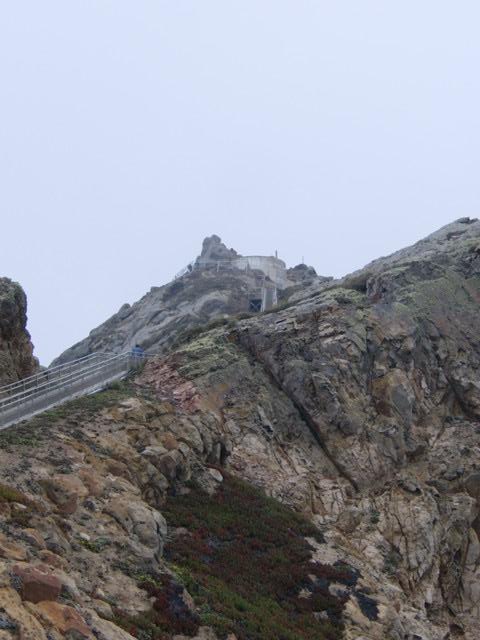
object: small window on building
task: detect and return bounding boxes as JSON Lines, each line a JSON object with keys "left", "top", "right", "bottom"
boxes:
{"left": 249, "top": 299, "right": 262, "bottom": 313}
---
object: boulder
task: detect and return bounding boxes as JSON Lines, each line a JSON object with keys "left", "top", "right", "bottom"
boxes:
{"left": 104, "top": 497, "right": 167, "bottom": 549}
{"left": 34, "top": 601, "right": 94, "bottom": 639}
{"left": 21, "top": 528, "right": 46, "bottom": 550}
{"left": 0, "top": 533, "right": 27, "bottom": 561}
{"left": 78, "top": 468, "right": 106, "bottom": 498}
{"left": 12, "top": 563, "right": 62, "bottom": 604}
{"left": 82, "top": 609, "right": 136, "bottom": 640}
{"left": 0, "top": 587, "right": 48, "bottom": 639}
{"left": 94, "top": 572, "right": 151, "bottom": 616}
{"left": 41, "top": 475, "right": 88, "bottom": 515}
{"left": 464, "top": 473, "right": 480, "bottom": 502}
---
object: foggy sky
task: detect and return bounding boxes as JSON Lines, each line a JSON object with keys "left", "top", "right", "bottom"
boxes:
{"left": 1, "top": 2, "right": 479, "bottom": 365}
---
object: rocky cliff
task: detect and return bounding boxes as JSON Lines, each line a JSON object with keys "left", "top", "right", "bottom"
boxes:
{"left": 52, "top": 235, "right": 322, "bottom": 366}
{"left": 1, "top": 219, "right": 480, "bottom": 639}
{"left": 0, "top": 278, "right": 37, "bottom": 385}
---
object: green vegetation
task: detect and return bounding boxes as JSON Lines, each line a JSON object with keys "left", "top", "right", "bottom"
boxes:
{"left": 0, "top": 381, "right": 134, "bottom": 450}
{"left": 78, "top": 536, "right": 110, "bottom": 553}
{"left": 0, "top": 480, "right": 43, "bottom": 526}
{"left": 0, "top": 431, "right": 42, "bottom": 449}
{"left": 171, "top": 317, "right": 237, "bottom": 349}
{"left": 112, "top": 572, "right": 200, "bottom": 638}
{"left": 40, "top": 380, "right": 134, "bottom": 416}
{"left": 115, "top": 474, "right": 353, "bottom": 639}
{"left": 0, "top": 481, "right": 31, "bottom": 505}
{"left": 162, "top": 475, "right": 347, "bottom": 640}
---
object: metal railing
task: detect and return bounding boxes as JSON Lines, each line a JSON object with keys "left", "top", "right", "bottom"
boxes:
{"left": 0, "top": 351, "right": 144, "bottom": 430}
{"left": 174, "top": 257, "right": 281, "bottom": 280}
{"left": 0, "top": 352, "right": 108, "bottom": 400}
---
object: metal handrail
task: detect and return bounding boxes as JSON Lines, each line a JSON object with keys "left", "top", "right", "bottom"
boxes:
{"left": 175, "top": 255, "right": 284, "bottom": 279}
{"left": 0, "top": 351, "right": 114, "bottom": 396}
{"left": 0, "top": 356, "right": 111, "bottom": 405}
{"left": 0, "top": 352, "right": 134, "bottom": 411}
{"left": 0, "top": 351, "right": 150, "bottom": 430}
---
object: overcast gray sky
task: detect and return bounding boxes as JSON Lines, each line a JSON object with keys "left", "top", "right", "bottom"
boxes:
{"left": 1, "top": 2, "right": 479, "bottom": 365}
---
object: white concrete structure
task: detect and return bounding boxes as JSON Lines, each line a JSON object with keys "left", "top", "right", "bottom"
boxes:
{"left": 175, "top": 252, "right": 287, "bottom": 312}
{"left": 230, "top": 256, "right": 287, "bottom": 289}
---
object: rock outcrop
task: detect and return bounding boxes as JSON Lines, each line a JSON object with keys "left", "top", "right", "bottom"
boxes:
{"left": 2, "top": 219, "right": 480, "bottom": 638}
{"left": 0, "top": 278, "right": 37, "bottom": 385}
{"left": 198, "top": 234, "right": 238, "bottom": 262}
{"left": 52, "top": 236, "right": 325, "bottom": 366}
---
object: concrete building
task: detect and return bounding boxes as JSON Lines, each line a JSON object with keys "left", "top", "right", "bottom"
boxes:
{"left": 174, "top": 236, "right": 288, "bottom": 313}
{"left": 176, "top": 250, "right": 287, "bottom": 312}
{"left": 230, "top": 256, "right": 287, "bottom": 290}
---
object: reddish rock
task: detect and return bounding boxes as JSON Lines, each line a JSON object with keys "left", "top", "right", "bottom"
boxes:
{"left": 13, "top": 564, "right": 62, "bottom": 603}
{"left": 0, "top": 533, "right": 27, "bottom": 561}
{"left": 0, "top": 587, "right": 48, "bottom": 639}
{"left": 38, "top": 549, "right": 68, "bottom": 569}
{"left": 34, "top": 601, "right": 94, "bottom": 638}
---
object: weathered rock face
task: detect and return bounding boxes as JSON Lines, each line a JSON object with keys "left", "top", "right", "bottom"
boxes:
{"left": 198, "top": 234, "right": 238, "bottom": 262}
{"left": 0, "top": 278, "right": 37, "bottom": 385}
{"left": 133, "top": 217, "right": 480, "bottom": 638}
{"left": 3, "top": 219, "right": 480, "bottom": 638}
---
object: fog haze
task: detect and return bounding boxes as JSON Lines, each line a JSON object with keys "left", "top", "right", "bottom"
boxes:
{"left": 1, "top": 2, "right": 479, "bottom": 364}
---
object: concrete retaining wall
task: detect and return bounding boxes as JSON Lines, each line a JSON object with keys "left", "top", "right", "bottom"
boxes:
{"left": 231, "top": 256, "right": 287, "bottom": 289}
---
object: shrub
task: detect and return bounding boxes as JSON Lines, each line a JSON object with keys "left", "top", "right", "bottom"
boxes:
{"left": 156, "top": 474, "right": 347, "bottom": 640}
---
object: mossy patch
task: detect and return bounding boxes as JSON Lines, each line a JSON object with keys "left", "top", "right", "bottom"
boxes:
{"left": 172, "top": 318, "right": 237, "bottom": 350}
{"left": 78, "top": 536, "right": 110, "bottom": 553}
{"left": 175, "top": 331, "right": 240, "bottom": 380}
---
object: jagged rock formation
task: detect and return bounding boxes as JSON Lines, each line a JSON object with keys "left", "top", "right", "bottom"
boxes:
{"left": 2, "top": 219, "right": 480, "bottom": 638}
{"left": 0, "top": 278, "right": 37, "bottom": 385}
{"left": 52, "top": 236, "right": 324, "bottom": 366}
{"left": 198, "top": 234, "right": 238, "bottom": 262}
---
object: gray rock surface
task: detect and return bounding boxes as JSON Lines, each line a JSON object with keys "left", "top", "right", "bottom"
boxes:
{"left": 0, "top": 278, "right": 37, "bottom": 385}
{"left": 198, "top": 234, "right": 238, "bottom": 262}
{"left": 52, "top": 236, "right": 324, "bottom": 365}
{"left": 131, "top": 217, "right": 480, "bottom": 638}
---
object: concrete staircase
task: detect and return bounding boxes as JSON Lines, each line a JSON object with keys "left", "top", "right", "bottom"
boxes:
{"left": 0, "top": 352, "right": 142, "bottom": 430}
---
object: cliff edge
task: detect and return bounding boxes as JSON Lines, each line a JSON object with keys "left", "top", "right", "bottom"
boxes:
{"left": 0, "top": 278, "right": 37, "bottom": 385}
